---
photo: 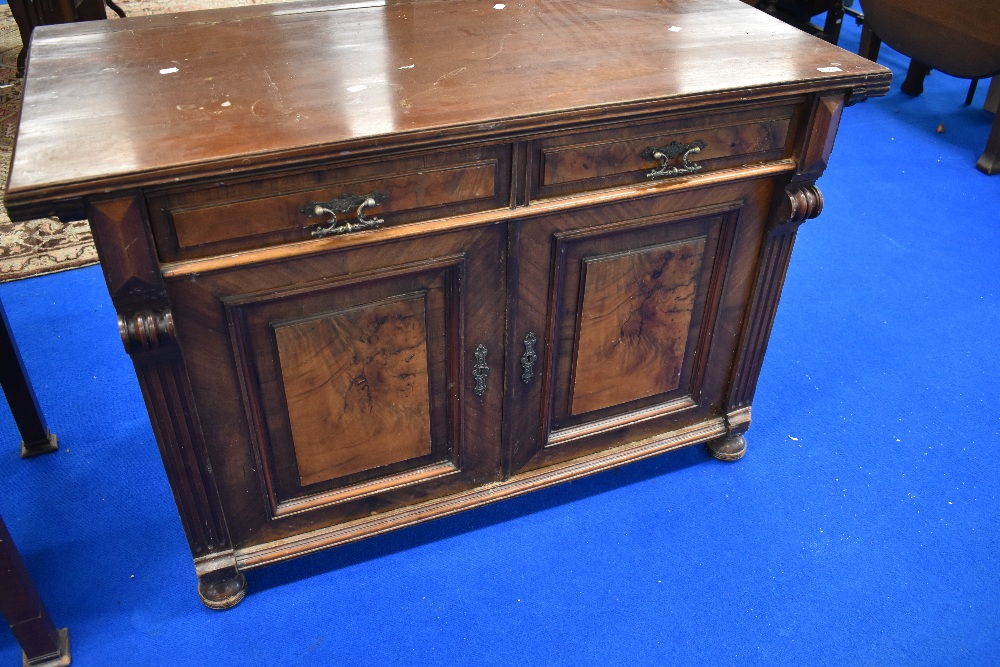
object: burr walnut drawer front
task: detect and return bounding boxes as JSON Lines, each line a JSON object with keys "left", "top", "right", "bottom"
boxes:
{"left": 146, "top": 144, "right": 512, "bottom": 262}
{"left": 529, "top": 101, "right": 801, "bottom": 201}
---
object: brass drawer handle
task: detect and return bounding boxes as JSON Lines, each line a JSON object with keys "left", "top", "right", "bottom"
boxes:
{"left": 472, "top": 344, "right": 489, "bottom": 397}
{"left": 300, "top": 192, "right": 387, "bottom": 237}
{"left": 640, "top": 140, "right": 707, "bottom": 179}
{"left": 520, "top": 332, "right": 537, "bottom": 384}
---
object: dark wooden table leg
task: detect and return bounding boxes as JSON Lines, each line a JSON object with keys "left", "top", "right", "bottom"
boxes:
{"left": 858, "top": 24, "right": 881, "bottom": 62}
{"left": 981, "top": 77, "right": 1000, "bottom": 173}
{"left": 986, "top": 76, "right": 1000, "bottom": 115}
{"left": 0, "top": 298, "right": 58, "bottom": 458}
{"left": 0, "top": 516, "right": 71, "bottom": 667}
{"left": 976, "top": 111, "right": 1000, "bottom": 175}
{"left": 901, "top": 59, "right": 932, "bottom": 96}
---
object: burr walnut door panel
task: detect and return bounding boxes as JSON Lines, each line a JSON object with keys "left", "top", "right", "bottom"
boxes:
{"left": 506, "top": 180, "right": 773, "bottom": 474}
{"left": 163, "top": 225, "right": 506, "bottom": 546}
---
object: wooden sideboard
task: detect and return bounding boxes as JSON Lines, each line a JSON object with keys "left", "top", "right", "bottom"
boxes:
{"left": 5, "top": 0, "right": 890, "bottom": 609}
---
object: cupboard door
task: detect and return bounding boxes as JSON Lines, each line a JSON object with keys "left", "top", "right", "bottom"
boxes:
{"left": 163, "top": 225, "right": 505, "bottom": 546}
{"left": 507, "top": 181, "right": 772, "bottom": 474}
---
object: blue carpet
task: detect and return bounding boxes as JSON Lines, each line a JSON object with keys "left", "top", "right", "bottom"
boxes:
{"left": 2, "top": 15, "right": 999, "bottom": 667}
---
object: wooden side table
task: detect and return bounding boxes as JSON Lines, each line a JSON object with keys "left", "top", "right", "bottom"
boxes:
{"left": 857, "top": 0, "right": 1000, "bottom": 174}
{"left": 0, "top": 516, "right": 71, "bottom": 667}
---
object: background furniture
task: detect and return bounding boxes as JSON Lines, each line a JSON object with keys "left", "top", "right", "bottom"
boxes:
{"left": 742, "top": 0, "right": 848, "bottom": 44}
{"left": 1, "top": 515, "right": 70, "bottom": 666}
{"left": 0, "top": 303, "right": 66, "bottom": 664}
{"left": 0, "top": 298, "right": 57, "bottom": 458}
{"left": 6, "top": 0, "right": 889, "bottom": 609}
{"left": 858, "top": 0, "right": 1000, "bottom": 174}
{"left": 6, "top": 0, "right": 117, "bottom": 73}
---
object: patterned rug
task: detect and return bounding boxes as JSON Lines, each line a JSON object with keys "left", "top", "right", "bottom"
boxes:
{"left": 0, "top": 0, "right": 298, "bottom": 282}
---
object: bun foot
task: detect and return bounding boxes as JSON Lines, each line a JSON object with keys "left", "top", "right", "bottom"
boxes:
{"left": 198, "top": 571, "right": 247, "bottom": 610}
{"left": 706, "top": 433, "right": 747, "bottom": 462}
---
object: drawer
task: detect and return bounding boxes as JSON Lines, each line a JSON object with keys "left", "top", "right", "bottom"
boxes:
{"left": 528, "top": 101, "right": 802, "bottom": 202}
{"left": 147, "top": 144, "right": 512, "bottom": 262}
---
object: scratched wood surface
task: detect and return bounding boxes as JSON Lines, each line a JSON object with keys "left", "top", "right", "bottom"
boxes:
{"left": 6, "top": 0, "right": 889, "bottom": 212}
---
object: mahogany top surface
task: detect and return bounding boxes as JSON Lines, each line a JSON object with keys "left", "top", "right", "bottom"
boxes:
{"left": 6, "top": 0, "right": 889, "bottom": 211}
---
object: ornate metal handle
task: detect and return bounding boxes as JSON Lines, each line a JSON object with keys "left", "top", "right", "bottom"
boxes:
{"left": 520, "top": 332, "right": 537, "bottom": 384}
{"left": 640, "top": 140, "right": 707, "bottom": 179}
{"left": 472, "top": 344, "right": 489, "bottom": 397}
{"left": 300, "top": 192, "right": 388, "bottom": 237}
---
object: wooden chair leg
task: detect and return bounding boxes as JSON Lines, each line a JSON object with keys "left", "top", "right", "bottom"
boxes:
{"left": 0, "top": 298, "right": 57, "bottom": 458}
{"left": 0, "top": 516, "right": 71, "bottom": 667}
{"left": 965, "top": 79, "right": 980, "bottom": 106}
{"left": 822, "top": 0, "right": 845, "bottom": 44}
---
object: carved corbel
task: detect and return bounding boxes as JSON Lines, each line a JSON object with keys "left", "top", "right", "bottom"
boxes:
{"left": 785, "top": 183, "right": 824, "bottom": 225}
{"left": 118, "top": 308, "right": 176, "bottom": 354}
{"left": 771, "top": 183, "right": 824, "bottom": 234}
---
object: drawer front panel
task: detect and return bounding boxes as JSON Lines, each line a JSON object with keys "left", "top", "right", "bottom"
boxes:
{"left": 148, "top": 144, "right": 512, "bottom": 261}
{"left": 529, "top": 102, "right": 799, "bottom": 201}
